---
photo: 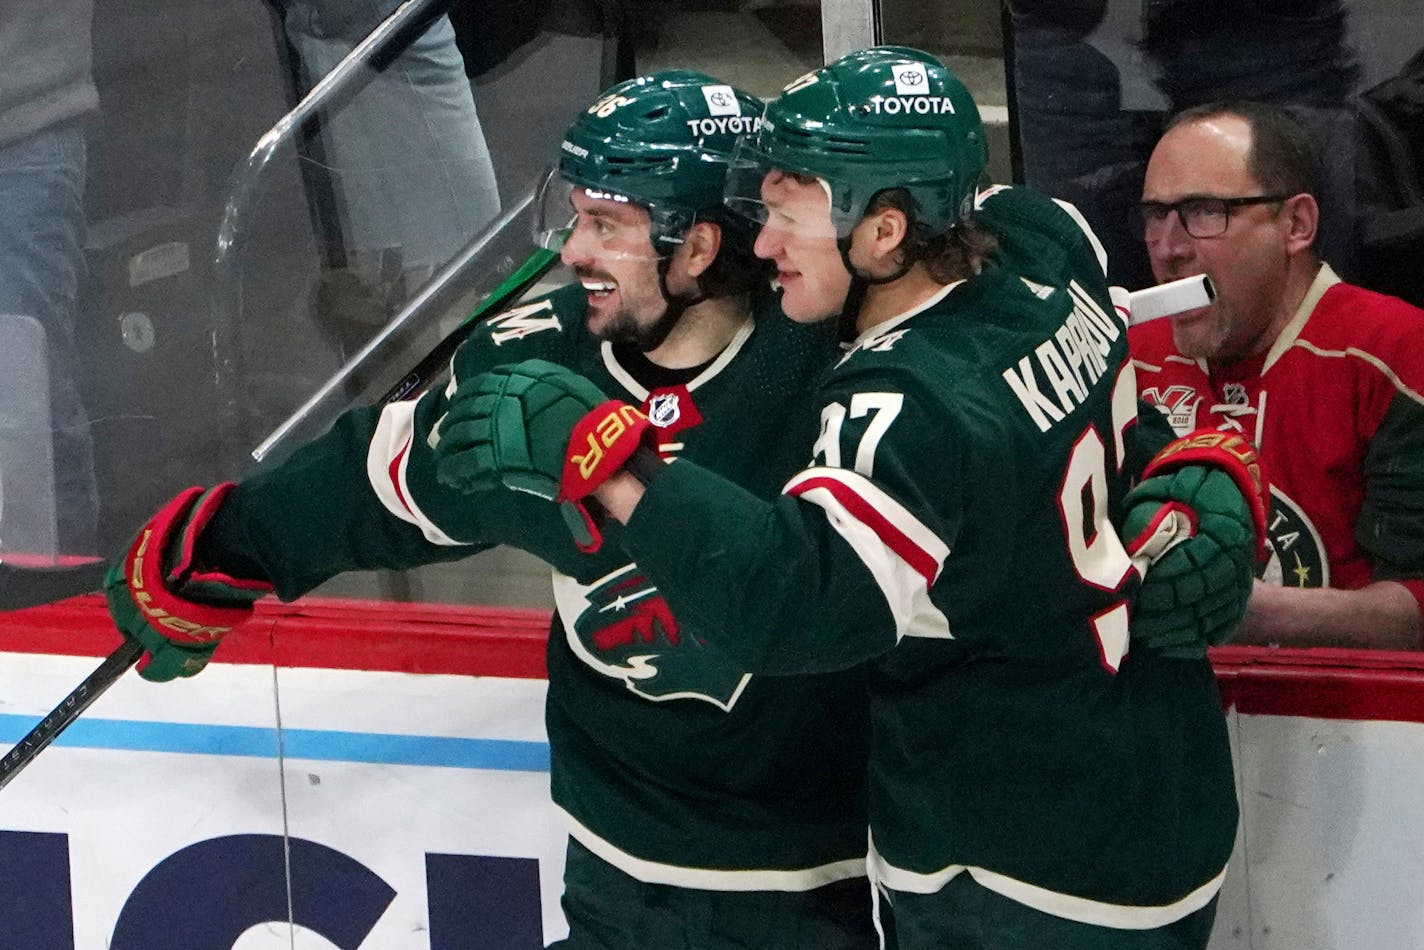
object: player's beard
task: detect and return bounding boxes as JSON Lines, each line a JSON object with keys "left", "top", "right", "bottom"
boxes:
{"left": 578, "top": 267, "right": 681, "bottom": 352}
{"left": 600, "top": 301, "right": 681, "bottom": 352}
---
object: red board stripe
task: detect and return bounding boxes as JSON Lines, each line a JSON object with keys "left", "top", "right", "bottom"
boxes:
{"left": 0, "top": 594, "right": 551, "bottom": 679}
{"left": 1211, "top": 645, "right": 1424, "bottom": 724}
{"left": 3, "top": 597, "right": 1423, "bottom": 720}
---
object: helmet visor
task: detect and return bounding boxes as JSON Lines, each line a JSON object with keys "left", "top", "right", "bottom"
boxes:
{"left": 533, "top": 167, "right": 576, "bottom": 251}
{"left": 723, "top": 138, "right": 846, "bottom": 240}
{"left": 534, "top": 167, "right": 662, "bottom": 262}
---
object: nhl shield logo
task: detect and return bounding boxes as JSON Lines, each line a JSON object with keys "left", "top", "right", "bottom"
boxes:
{"left": 640, "top": 385, "right": 703, "bottom": 452}
{"left": 648, "top": 392, "right": 681, "bottom": 428}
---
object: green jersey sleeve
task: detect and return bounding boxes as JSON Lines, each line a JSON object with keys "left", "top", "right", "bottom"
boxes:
{"left": 202, "top": 285, "right": 594, "bottom": 599}
{"left": 1359, "top": 390, "right": 1424, "bottom": 577}
{"left": 622, "top": 352, "right": 983, "bottom": 675}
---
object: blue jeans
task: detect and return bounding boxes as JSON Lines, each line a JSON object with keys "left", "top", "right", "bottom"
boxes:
{"left": 280, "top": 0, "right": 502, "bottom": 277}
{"left": 0, "top": 120, "right": 98, "bottom": 554}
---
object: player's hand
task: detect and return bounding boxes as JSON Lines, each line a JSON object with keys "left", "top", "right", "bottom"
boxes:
{"left": 1123, "top": 467, "right": 1257, "bottom": 656}
{"left": 433, "top": 359, "right": 655, "bottom": 552}
{"left": 103, "top": 485, "right": 272, "bottom": 682}
{"left": 1121, "top": 433, "right": 1265, "bottom": 658}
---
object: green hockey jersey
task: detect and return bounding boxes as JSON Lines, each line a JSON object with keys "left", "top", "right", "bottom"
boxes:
{"left": 619, "top": 187, "right": 1238, "bottom": 926}
{"left": 204, "top": 284, "right": 873, "bottom": 889}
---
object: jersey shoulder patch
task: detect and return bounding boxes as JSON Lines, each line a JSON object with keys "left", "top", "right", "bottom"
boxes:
{"left": 454, "top": 283, "right": 588, "bottom": 377}
{"left": 486, "top": 297, "right": 563, "bottom": 344}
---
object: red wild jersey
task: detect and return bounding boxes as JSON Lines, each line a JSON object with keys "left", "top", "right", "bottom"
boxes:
{"left": 1131, "top": 265, "right": 1424, "bottom": 610}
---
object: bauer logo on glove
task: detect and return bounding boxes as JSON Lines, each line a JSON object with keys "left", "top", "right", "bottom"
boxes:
{"left": 562, "top": 401, "right": 654, "bottom": 499}
{"left": 1122, "top": 428, "right": 1271, "bottom": 657}
{"left": 105, "top": 485, "right": 272, "bottom": 682}
{"left": 1143, "top": 429, "right": 1268, "bottom": 562}
{"left": 129, "top": 527, "right": 234, "bottom": 643}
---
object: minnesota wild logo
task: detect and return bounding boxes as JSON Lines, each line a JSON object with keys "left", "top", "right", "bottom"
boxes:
{"left": 552, "top": 565, "right": 750, "bottom": 709}
{"left": 1258, "top": 486, "right": 1328, "bottom": 588}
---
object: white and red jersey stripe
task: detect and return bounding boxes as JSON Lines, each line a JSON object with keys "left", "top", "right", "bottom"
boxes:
{"left": 784, "top": 466, "right": 952, "bottom": 642}
{"left": 366, "top": 400, "right": 468, "bottom": 547}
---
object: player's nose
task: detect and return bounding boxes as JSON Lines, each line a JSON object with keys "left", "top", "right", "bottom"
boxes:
{"left": 753, "top": 223, "right": 785, "bottom": 261}
{"left": 560, "top": 228, "right": 594, "bottom": 268}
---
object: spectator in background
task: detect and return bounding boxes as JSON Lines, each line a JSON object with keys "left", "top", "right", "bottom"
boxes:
{"left": 1132, "top": 101, "right": 1424, "bottom": 650}
{"left": 274, "top": 0, "right": 502, "bottom": 350}
{"left": 1007, "top": 0, "right": 1361, "bottom": 291}
{"left": 1356, "top": 43, "right": 1424, "bottom": 310}
{"left": 0, "top": 0, "right": 100, "bottom": 555}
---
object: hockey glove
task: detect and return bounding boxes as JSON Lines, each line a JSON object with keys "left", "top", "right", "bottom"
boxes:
{"left": 103, "top": 485, "right": 272, "bottom": 682}
{"left": 434, "top": 359, "right": 658, "bottom": 552}
{"left": 1122, "top": 430, "right": 1268, "bottom": 658}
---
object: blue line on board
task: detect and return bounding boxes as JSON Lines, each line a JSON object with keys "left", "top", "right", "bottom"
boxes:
{"left": 0, "top": 715, "right": 549, "bottom": 772}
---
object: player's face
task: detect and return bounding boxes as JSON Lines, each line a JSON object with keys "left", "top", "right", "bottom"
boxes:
{"left": 560, "top": 188, "right": 670, "bottom": 345}
{"left": 1142, "top": 116, "right": 1295, "bottom": 364}
{"left": 752, "top": 170, "right": 851, "bottom": 322}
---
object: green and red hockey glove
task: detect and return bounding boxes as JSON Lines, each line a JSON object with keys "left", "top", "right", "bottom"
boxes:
{"left": 103, "top": 484, "right": 272, "bottom": 682}
{"left": 434, "top": 359, "right": 658, "bottom": 552}
{"left": 1121, "top": 430, "right": 1268, "bottom": 658}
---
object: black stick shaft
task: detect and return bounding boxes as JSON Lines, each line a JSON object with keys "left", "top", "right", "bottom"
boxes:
{"left": 377, "top": 247, "right": 559, "bottom": 404}
{"left": 0, "top": 638, "right": 144, "bottom": 791}
{"left": 0, "top": 560, "right": 107, "bottom": 611}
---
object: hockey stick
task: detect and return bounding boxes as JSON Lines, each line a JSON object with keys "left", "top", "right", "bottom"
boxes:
{"left": 0, "top": 253, "right": 561, "bottom": 786}
{"left": 252, "top": 180, "right": 562, "bottom": 463}
{"left": 0, "top": 558, "right": 108, "bottom": 611}
{"left": 0, "top": 638, "right": 144, "bottom": 791}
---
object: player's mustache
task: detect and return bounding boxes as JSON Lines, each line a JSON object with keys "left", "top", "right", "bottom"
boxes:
{"left": 574, "top": 267, "right": 616, "bottom": 285}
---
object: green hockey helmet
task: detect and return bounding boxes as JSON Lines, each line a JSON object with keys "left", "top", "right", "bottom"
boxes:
{"left": 724, "top": 46, "right": 986, "bottom": 239}
{"left": 538, "top": 70, "right": 765, "bottom": 255}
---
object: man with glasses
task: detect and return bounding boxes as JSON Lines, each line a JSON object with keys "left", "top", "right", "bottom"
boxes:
{"left": 1132, "top": 100, "right": 1424, "bottom": 650}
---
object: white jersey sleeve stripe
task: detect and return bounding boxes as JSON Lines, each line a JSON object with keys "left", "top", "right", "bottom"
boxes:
{"left": 786, "top": 468, "right": 951, "bottom": 642}
{"left": 367, "top": 400, "right": 467, "bottom": 547}
{"left": 1109, "top": 285, "right": 1132, "bottom": 330}
{"left": 1292, "top": 339, "right": 1424, "bottom": 408}
{"left": 564, "top": 808, "right": 867, "bottom": 891}
{"left": 786, "top": 468, "right": 949, "bottom": 581}
{"left": 1052, "top": 197, "right": 1109, "bottom": 277}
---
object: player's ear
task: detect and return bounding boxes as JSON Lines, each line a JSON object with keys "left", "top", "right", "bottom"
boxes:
{"left": 855, "top": 205, "right": 910, "bottom": 277}
{"left": 681, "top": 220, "right": 722, "bottom": 279}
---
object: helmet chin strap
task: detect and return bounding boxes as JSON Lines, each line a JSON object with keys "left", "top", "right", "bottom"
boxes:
{"left": 637, "top": 254, "right": 708, "bottom": 353}
{"left": 835, "top": 235, "right": 909, "bottom": 343}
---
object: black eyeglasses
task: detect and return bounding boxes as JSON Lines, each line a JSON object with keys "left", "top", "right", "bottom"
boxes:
{"left": 1138, "top": 195, "right": 1292, "bottom": 238}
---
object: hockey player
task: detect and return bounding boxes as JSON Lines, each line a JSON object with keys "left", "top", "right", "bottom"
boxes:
{"left": 103, "top": 72, "right": 881, "bottom": 948}
{"left": 448, "top": 48, "right": 1265, "bottom": 948}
